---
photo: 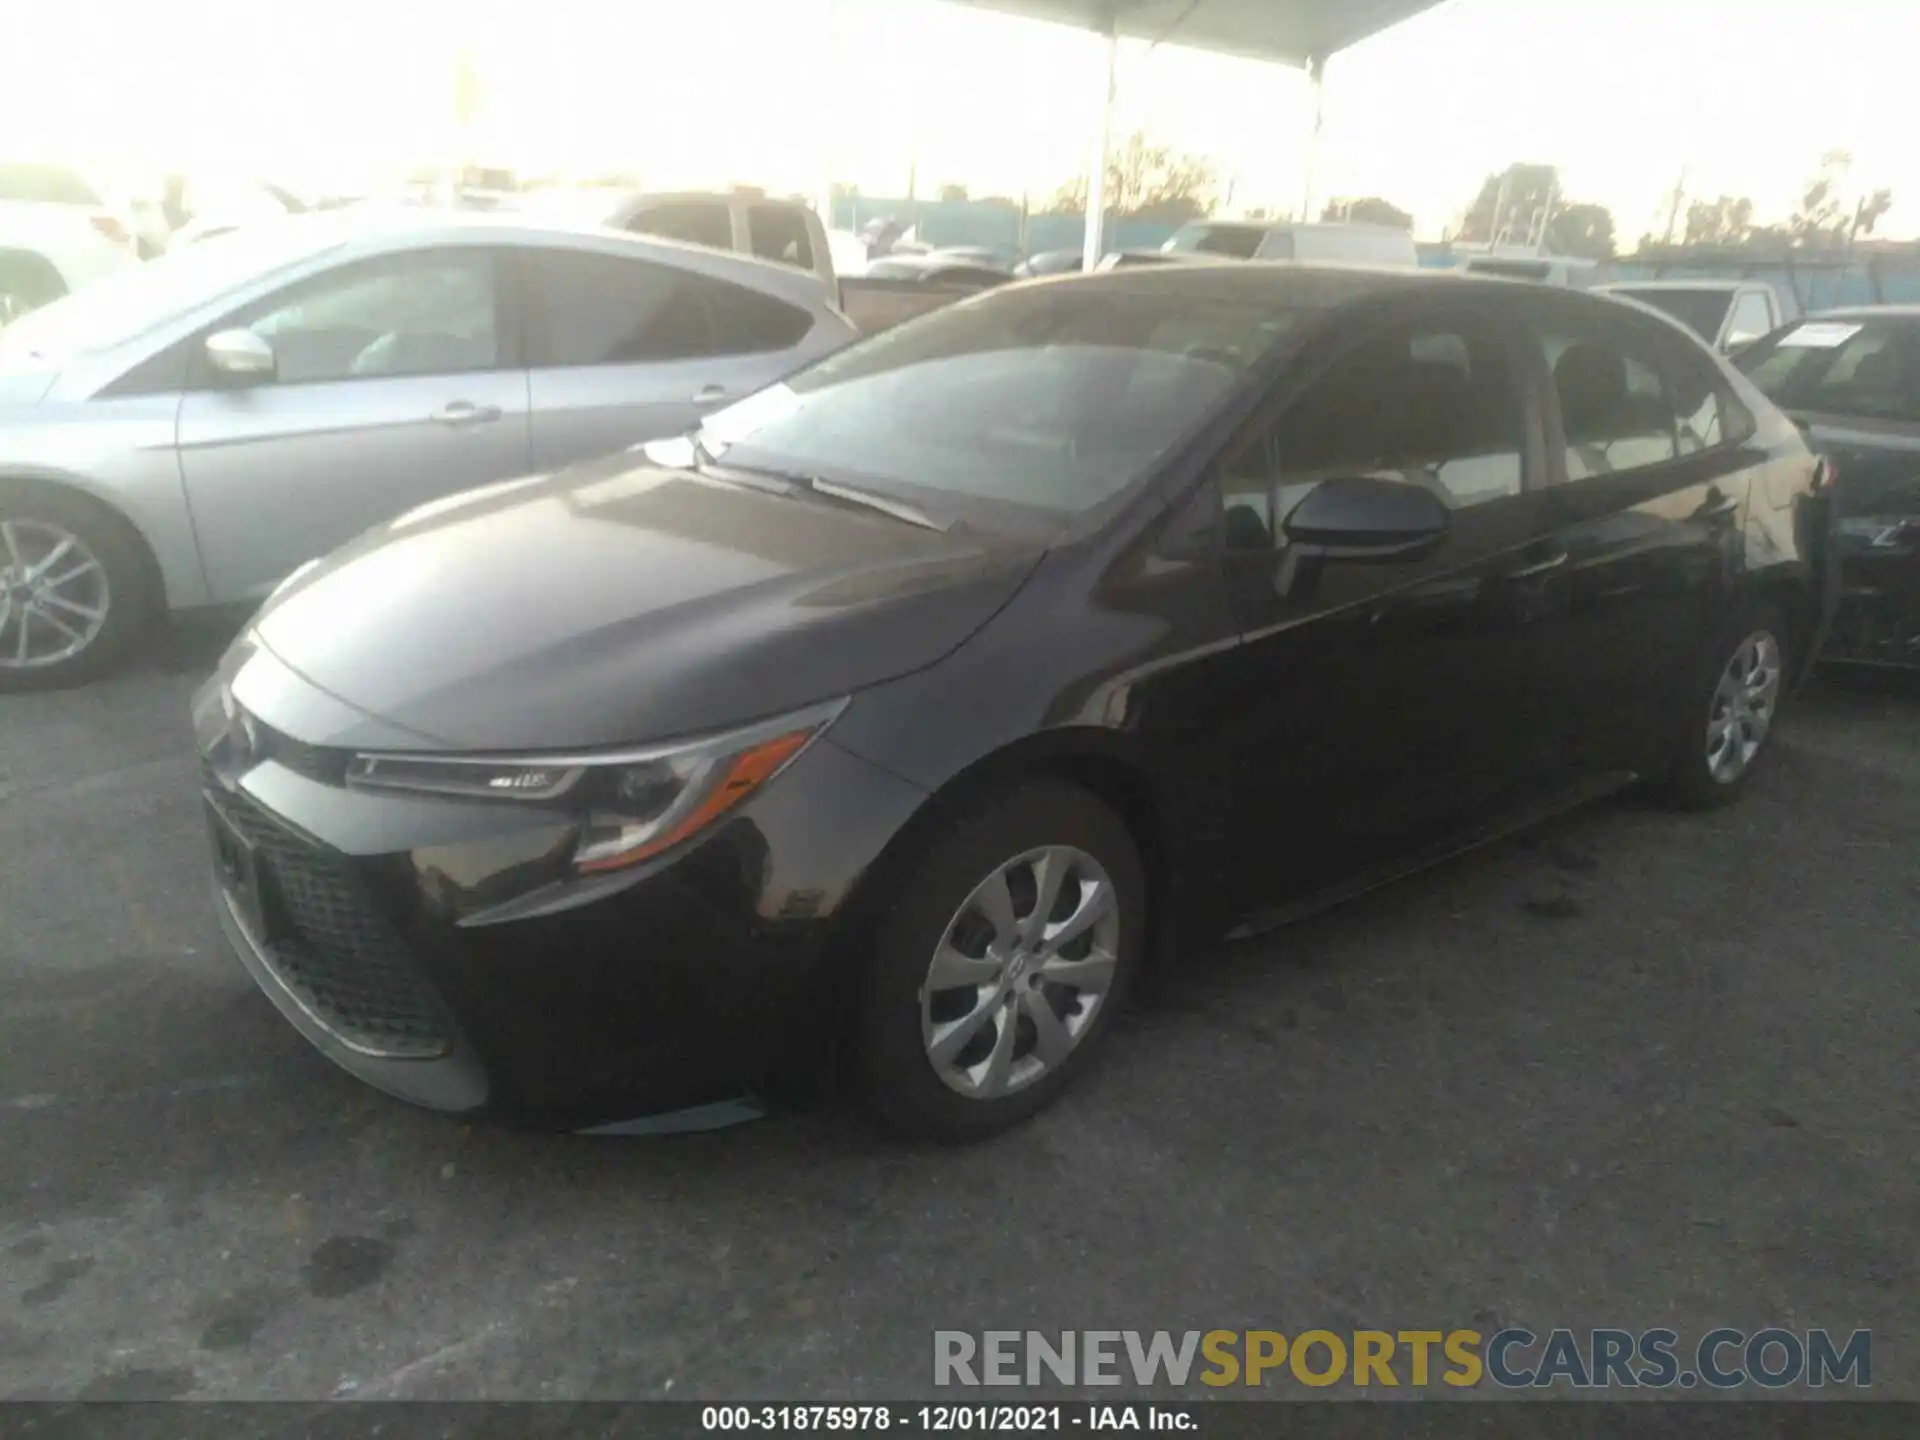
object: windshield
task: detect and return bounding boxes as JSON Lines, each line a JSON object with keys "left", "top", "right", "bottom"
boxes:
{"left": 695, "top": 283, "right": 1303, "bottom": 529}
{"left": 1162, "top": 223, "right": 1266, "bottom": 259}
{"left": 1736, "top": 318, "right": 1920, "bottom": 424}
{"left": 1609, "top": 288, "right": 1736, "bottom": 341}
{"left": 0, "top": 220, "right": 340, "bottom": 359}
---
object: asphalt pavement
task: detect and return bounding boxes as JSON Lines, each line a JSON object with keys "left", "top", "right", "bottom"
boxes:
{"left": 2, "top": 623, "right": 1916, "bottom": 1402}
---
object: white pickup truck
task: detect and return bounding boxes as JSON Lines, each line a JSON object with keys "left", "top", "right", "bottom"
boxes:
{"left": 528, "top": 189, "right": 999, "bottom": 333}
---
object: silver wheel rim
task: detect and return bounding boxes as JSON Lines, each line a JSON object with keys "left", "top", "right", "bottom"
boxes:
{"left": 1706, "top": 629, "right": 1782, "bottom": 784}
{"left": 0, "top": 518, "right": 112, "bottom": 671}
{"left": 920, "top": 844, "right": 1121, "bottom": 1101}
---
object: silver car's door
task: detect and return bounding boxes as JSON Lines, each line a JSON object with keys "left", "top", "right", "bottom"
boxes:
{"left": 176, "top": 246, "right": 529, "bottom": 602}
{"left": 519, "top": 247, "right": 821, "bottom": 471}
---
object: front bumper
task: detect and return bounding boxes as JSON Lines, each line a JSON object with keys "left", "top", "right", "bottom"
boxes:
{"left": 194, "top": 657, "right": 928, "bottom": 1129}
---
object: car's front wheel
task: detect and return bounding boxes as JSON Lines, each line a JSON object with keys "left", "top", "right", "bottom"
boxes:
{"left": 855, "top": 779, "right": 1146, "bottom": 1141}
{"left": 0, "top": 485, "right": 155, "bottom": 690}
{"left": 1657, "top": 603, "right": 1790, "bottom": 808}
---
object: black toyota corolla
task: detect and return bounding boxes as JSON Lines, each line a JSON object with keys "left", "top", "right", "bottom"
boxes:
{"left": 195, "top": 267, "right": 1836, "bottom": 1140}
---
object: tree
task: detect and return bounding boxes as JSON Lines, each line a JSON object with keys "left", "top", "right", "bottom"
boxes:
{"left": 1850, "top": 187, "right": 1894, "bottom": 243}
{"left": 1047, "top": 131, "right": 1217, "bottom": 222}
{"left": 1456, "top": 164, "right": 1558, "bottom": 244}
{"left": 1791, "top": 150, "right": 1853, "bottom": 246}
{"left": 1322, "top": 196, "right": 1412, "bottom": 230}
{"left": 1682, "top": 195, "right": 1756, "bottom": 248}
{"left": 1546, "top": 202, "right": 1615, "bottom": 260}
{"left": 937, "top": 183, "right": 970, "bottom": 203}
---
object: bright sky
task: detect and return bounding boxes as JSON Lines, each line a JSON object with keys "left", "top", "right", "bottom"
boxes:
{"left": 4, "top": 0, "right": 1916, "bottom": 241}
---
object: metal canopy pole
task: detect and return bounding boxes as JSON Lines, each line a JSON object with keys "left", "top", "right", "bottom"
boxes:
{"left": 1297, "top": 52, "right": 1325, "bottom": 223}
{"left": 1082, "top": 20, "right": 1119, "bottom": 273}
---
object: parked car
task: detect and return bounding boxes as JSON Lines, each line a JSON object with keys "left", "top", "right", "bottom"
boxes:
{"left": 0, "top": 162, "right": 143, "bottom": 324}
{"left": 1013, "top": 249, "right": 1085, "bottom": 278}
{"left": 0, "top": 212, "right": 855, "bottom": 687}
{"left": 1598, "top": 280, "right": 1798, "bottom": 355}
{"left": 1456, "top": 250, "right": 1601, "bottom": 288}
{"left": 193, "top": 265, "right": 1833, "bottom": 1139}
{"left": 1734, "top": 308, "right": 1918, "bottom": 667}
{"left": 530, "top": 189, "right": 964, "bottom": 334}
{"left": 862, "top": 253, "right": 1013, "bottom": 289}
{"left": 1162, "top": 219, "right": 1419, "bottom": 269}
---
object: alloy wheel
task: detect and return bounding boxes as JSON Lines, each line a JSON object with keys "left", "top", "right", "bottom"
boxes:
{"left": 1705, "top": 629, "right": 1782, "bottom": 784}
{"left": 919, "top": 844, "right": 1121, "bottom": 1100}
{"left": 0, "top": 518, "right": 113, "bottom": 671}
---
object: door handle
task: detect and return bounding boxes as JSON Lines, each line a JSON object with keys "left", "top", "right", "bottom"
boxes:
{"left": 430, "top": 401, "right": 502, "bottom": 427}
{"left": 1506, "top": 550, "right": 1569, "bottom": 581}
{"left": 692, "top": 384, "right": 730, "bottom": 404}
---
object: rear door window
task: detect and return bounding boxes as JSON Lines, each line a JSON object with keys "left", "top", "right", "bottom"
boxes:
{"left": 1532, "top": 309, "right": 1694, "bottom": 478}
{"left": 1726, "top": 291, "right": 1775, "bottom": 345}
{"left": 527, "top": 250, "right": 811, "bottom": 365}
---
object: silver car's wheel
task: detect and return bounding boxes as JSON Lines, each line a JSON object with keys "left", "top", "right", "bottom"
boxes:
{"left": 920, "top": 844, "right": 1120, "bottom": 1100}
{"left": 1705, "top": 629, "right": 1783, "bottom": 784}
{"left": 0, "top": 518, "right": 113, "bottom": 672}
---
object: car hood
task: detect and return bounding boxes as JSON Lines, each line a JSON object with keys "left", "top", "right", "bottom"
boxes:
{"left": 250, "top": 454, "right": 1044, "bottom": 751}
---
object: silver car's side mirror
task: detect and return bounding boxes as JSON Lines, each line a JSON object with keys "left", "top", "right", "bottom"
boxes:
{"left": 205, "top": 328, "right": 276, "bottom": 379}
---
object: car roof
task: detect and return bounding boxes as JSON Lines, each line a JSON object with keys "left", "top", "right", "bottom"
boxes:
{"left": 1808, "top": 304, "right": 1920, "bottom": 320}
{"left": 1599, "top": 279, "right": 1757, "bottom": 292}
{"left": 271, "top": 208, "right": 832, "bottom": 304}
{"left": 1043, "top": 260, "right": 1568, "bottom": 305}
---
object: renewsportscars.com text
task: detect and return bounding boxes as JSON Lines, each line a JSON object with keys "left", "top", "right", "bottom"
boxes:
{"left": 933, "top": 1328, "right": 1871, "bottom": 1390}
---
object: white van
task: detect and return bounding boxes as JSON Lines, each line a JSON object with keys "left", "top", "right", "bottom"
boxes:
{"left": 1159, "top": 219, "right": 1418, "bottom": 269}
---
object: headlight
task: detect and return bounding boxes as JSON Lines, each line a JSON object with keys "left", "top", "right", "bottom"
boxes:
{"left": 345, "top": 698, "right": 847, "bottom": 874}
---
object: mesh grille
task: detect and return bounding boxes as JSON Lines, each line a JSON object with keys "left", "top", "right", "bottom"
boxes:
{"left": 209, "top": 780, "right": 453, "bottom": 1059}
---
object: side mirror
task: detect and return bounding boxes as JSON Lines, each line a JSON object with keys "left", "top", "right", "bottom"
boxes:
{"left": 205, "top": 328, "right": 275, "bottom": 380}
{"left": 1282, "top": 475, "right": 1451, "bottom": 558}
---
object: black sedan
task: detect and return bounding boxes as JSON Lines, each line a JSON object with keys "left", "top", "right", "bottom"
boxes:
{"left": 1734, "top": 307, "right": 1920, "bottom": 668}
{"left": 193, "top": 266, "right": 1835, "bottom": 1140}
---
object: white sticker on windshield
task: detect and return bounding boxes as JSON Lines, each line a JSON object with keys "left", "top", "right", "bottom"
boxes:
{"left": 1777, "top": 322, "right": 1863, "bottom": 348}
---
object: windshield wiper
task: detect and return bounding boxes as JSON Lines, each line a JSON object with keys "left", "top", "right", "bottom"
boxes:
{"left": 805, "top": 476, "right": 949, "bottom": 532}
{"left": 689, "top": 438, "right": 949, "bottom": 533}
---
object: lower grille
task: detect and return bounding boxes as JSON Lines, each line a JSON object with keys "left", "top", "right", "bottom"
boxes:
{"left": 208, "top": 778, "right": 452, "bottom": 1058}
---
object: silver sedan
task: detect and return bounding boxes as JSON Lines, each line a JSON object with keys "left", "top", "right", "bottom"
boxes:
{"left": 0, "top": 211, "right": 855, "bottom": 687}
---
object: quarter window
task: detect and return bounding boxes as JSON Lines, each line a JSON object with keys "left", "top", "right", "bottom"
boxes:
{"left": 237, "top": 251, "right": 500, "bottom": 385}
{"left": 1221, "top": 315, "right": 1525, "bottom": 547}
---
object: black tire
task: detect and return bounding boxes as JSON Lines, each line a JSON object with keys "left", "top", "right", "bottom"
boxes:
{"left": 0, "top": 483, "right": 159, "bottom": 691}
{"left": 854, "top": 779, "right": 1147, "bottom": 1142}
{"left": 1654, "top": 602, "right": 1791, "bottom": 810}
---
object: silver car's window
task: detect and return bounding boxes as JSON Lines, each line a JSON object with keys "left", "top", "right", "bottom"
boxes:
{"left": 528, "top": 251, "right": 810, "bottom": 366}
{"left": 241, "top": 251, "right": 500, "bottom": 385}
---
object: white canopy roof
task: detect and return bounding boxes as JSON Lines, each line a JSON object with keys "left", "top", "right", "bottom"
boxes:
{"left": 947, "top": 0, "right": 1446, "bottom": 64}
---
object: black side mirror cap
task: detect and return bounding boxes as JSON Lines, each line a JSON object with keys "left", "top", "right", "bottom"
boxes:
{"left": 1282, "top": 475, "right": 1452, "bottom": 559}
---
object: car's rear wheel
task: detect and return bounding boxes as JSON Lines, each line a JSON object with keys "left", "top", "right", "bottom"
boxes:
{"left": 1657, "top": 603, "right": 1789, "bottom": 809}
{"left": 855, "top": 780, "right": 1145, "bottom": 1141}
{"left": 0, "top": 485, "right": 156, "bottom": 690}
